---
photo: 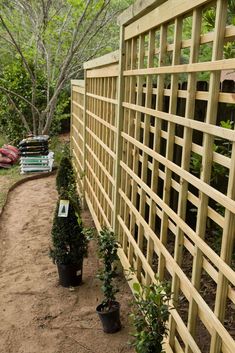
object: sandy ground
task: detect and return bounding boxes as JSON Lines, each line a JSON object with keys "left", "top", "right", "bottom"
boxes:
{"left": 0, "top": 175, "right": 134, "bottom": 353}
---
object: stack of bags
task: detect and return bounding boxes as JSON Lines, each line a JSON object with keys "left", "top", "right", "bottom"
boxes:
{"left": 0, "top": 145, "right": 19, "bottom": 168}
{"left": 19, "top": 135, "right": 54, "bottom": 174}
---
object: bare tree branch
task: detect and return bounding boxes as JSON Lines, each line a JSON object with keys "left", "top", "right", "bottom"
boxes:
{"left": 72, "top": 9, "right": 117, "bottom": 65}
{"left": 51, "top": 5, "right": 72, "bottom": 82}
{"left": 41, "top": 0, "right": 115, "bottom": 133}
{"left": 0, "top": 34, "right": 14, "bottom": 46}
{"left": 42, "top": 76, "right": 67, "bottom": 134}
{"left": 0, "top": 86, "right": 40, "bottom": 116}
{"left": 55, "top": 0, "right": 109, "bottom": 92}
{"left": 5, "top": 92, "right": 31, "bottom": 132}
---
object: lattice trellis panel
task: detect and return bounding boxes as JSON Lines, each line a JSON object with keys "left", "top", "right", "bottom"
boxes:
{"left": 71, "top": 81, "right": 85, "bottom": 194}
{"left": 71, "top": 1, "right": 235, "bottom": 352}
{"left": 84, "top": 61, "right": 119, "bottom": 228}
{"left": 116, "top": 1, "right": 235, "bottom": 353}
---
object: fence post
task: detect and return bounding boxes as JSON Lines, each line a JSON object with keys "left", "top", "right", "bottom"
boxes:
{"left": 82, "top": 70, "right": 88, "bottom": 209}
{"left": 70, "top": 82, "right": 74, "bottom": 155}
{"left": 113, "top": 25, "right": 125, "bottom": 238}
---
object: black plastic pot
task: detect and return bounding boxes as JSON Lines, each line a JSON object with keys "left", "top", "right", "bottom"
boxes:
{"left": 57, "top": 262, "right": 83, "bottom": 287}
{"left": 96, "top": 301, "right": 121, "bottom": 333}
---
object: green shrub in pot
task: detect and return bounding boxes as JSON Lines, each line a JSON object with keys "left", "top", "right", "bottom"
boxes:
{"left": 130, "top": 278, "right": 172, "bottom": 353}
{"left": 96, "top": 227, "right": 121, "bottom": 333}
{"left": 49, "top": 190, "right": 89, "bottom": 287}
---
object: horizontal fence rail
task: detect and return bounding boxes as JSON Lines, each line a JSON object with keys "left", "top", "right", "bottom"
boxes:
{"left": 71, "top": 1, "right": 235, "bottom": 352}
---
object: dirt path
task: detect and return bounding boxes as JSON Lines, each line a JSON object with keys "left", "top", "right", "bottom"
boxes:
{"left": 0, "top": 175, "right": 134, "bottom": 353}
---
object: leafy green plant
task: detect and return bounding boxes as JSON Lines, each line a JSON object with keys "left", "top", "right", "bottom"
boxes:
{"left": 97, "top": 227, "right": 119, "bottom": 310}
{"left": 189, "top": 120, "right": 233, "bottom": 254}
{"left": 190, "top": 120, "right": 233, "bottom": 181}
{"left": 211, "top": 120, "right": 233, "bottom": 185}
{"left": 49, "top": 191, "right": 89, "bottom": 265}
{"left": 49, "top": 136, "right": 67, "bottom": 166}
{"left": 190, "top": 152, "right": 202, "bottom": 176}
{"left": 130, "top": 279, "right": 172, "bottom": 353}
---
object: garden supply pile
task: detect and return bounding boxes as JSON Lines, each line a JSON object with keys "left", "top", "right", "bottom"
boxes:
{"left": 19, "top": 135, "right": 54, "bottom": 173}
{"left": 0, "top": 174, "right": 134, "bottom": 353}
{"left": 0, "top": 144, "right": 19, "bottom": 169}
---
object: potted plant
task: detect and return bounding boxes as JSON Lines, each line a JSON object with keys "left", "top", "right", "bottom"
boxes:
{"left": 49, "top": 189, "right": 89, "bottom": 287}
{"left": 130, "top": 278, "right": 171, "bottom": 353}
{"left": 96, "top": 227, "right": 121, "bottom": 333}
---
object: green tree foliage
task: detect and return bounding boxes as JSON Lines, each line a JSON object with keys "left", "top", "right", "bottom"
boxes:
{"left": 174, "top": 0, "right": 235, "bottom": 80}
{"left": 190, "top": 120, "right": 233, "bottom": 254}
{"left": 202, "top": 1, "right": 235, "bottom": 60}
{"left": 0, "top": 0, "right": 133, "bottom": 139}
{"left": 0, "top": 60, "right": 69, "bottom": 142}
{"left": 190, "top": 120, "right": 233, "bottom": 188}
{"left": 0, "top": 62, "right": 29, "bottom": 142}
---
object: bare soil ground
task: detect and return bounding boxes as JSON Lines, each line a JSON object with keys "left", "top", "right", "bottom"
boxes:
{"left": 0, "top": 174, "right": 134, "bottom": 353}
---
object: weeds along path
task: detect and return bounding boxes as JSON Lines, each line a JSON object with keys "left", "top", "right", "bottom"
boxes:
{"left": 0, "top": 174, "right": 133, "bottom": 353}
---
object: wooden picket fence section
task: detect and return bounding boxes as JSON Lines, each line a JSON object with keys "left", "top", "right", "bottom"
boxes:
{"left": 71, "top": 1, "right": 235, "bottom": 352}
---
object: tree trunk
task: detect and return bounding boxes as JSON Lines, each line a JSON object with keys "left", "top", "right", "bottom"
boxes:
{"left": 42, "top": 97, "right": 58, "bottom": 134}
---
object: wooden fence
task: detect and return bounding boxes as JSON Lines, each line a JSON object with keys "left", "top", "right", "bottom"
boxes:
{"left": 71, "top": 1, "right": 235, "bottom": 352}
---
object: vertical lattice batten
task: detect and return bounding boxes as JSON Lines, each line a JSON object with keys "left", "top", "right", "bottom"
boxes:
{"left": 113, "top": 26, "right": 125, "bottom": 238}
{"left": 164, "top": 16, "right": 184, "bottom": 348}
{"left": 211, "top": 141, "right": 235, "bottom": 353}
{"left": 158, "top": 17, "right": 183, "bottom": 283}
{"left": 138, "top": 30, "right": 154, "bottom": 284}
{"left": 209, "top": 10, "right": 231, "bottom": 324}
{"left": 145, "top": 29, "right": 155, "bottom": 286}
{"left": 126, "top": 36, "right": 138, "bottom": 270}
{"left": 133, "top": 33, "right": 146, "bottom": 280}
{"left": 148, "top": 24, "right": 166, "bottom": 259}
{"left": 83, "top": 72, "right": 87, "bottom": 207}
{"left": 189, "top": 1, "right": 227, "bottom": 352}
{"left": 122, "top": 37, "right": 131, "bottom": 256}
{"left": 182, "top": 8, "right": 202, "bottom": 353}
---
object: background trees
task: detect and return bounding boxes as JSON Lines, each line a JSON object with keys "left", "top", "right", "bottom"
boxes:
{"left": 0, "top": 0, "right": 133, "bottom": 141}
{"left": 1, "top": 0, "right": 233, "bottom": 143}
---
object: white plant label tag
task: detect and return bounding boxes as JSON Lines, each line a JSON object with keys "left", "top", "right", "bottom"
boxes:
{"left": 58, "top": 200, "right": 69, "bottom": 217}
{"left": 76, "top": 270, "right": 82, "bottom": 276}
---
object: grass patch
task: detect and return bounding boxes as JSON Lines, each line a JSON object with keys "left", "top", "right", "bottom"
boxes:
{"left": 0, "top": 135, "right": 24, "bottom": 209}
{"left": 0, "top": 134, "right": 7, "bottom": 146}
{"left": 0, "top": 135, "right": 23, "bottom": 209}
{"left": 0, "top": 165, "right": 25, "bottom": 211}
